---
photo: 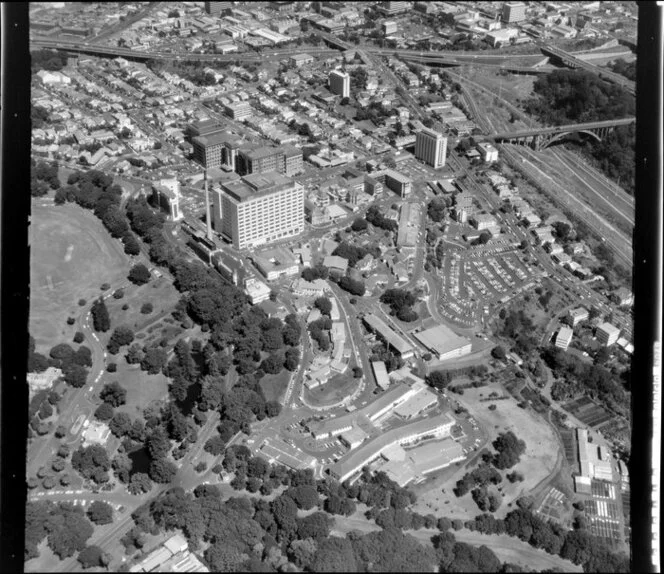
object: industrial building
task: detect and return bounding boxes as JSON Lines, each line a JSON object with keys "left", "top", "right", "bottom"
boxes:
{"left": 415, "top": 128, "right": 447, "bottom": 169}
{"left": 576, "top": 428, "right": 614, "bottom": 484}
{"left": 413, "top": 324, "right": 472, "bottom": 361}
{"left": 362, "top": 313, "right": 415, "bottom": 359}
{"left": 555, "top": 326, "right": 573, "bottom": 351}
{"left": 596, "top": 322, "right": 621, "bottom": 347}
{"left": 213, "top": 172, "right": 304, "bottom": 249}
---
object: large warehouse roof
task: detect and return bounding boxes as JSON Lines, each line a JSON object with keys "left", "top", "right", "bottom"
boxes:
{"left": 413, "top": 324, "right": 471, "bottom": 356}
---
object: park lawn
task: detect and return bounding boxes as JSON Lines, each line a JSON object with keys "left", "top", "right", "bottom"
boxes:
{"left": 259, "top": 370, "right": 291, "bottom": 404}
{"left": 105, "top": 276, "right": 181, "bottom": 335}
{"left": 304, "top": 370, "right": 361, "bottom": 407}
{"left": 112, "top": 362, "right": 170, "bottom": 419}
{"left": 24, "top": 539, "right": 62, "bottom": 574}
{"left": 29, "top": 204, "right": 130, "bottom": 351}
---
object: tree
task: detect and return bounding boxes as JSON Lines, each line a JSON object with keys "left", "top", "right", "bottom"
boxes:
{"left": 109, "top": 412, "right": 132, "bottom": 437}
{"left": 314, "top": 296, "right": 333, "bottom": 316}
{"left": 149, "top": 458, "right": 177, "bottom": 483}
{"left": 141, "top": 347, "right": 168, "bottom": 374}
{"left": 140, "top": 302, "right": 154, "bottom": 314}
{"left": 91, "top": 298, "right": 110, "bottom": 332}
{"left": 284, "top": 347, "right": 300, "bottom": 372}
{"left": 77, "top": 545, "right": 110, "bottom": 569}
{"left": 52, "top": 458, "right": 66, "bottom": 472}
{"left": 128, "top": 263, "right": 151, "bottom": 285}
{"left": 352, "top": 366, "right": 363, "bottom": 378}
{"left": 310, "top": 537, "right": 357, "bottom": 572}
{"left": 100, "top": 381, "right": 127, "bottom": 407}
{"left": 338, "top": 276, "right": 365, "bottom": 296}
{"left": 204, "top": 435, "right": 226, "bottom": 456}
{"left": 351, "top": 217, "right": 368, "bottom": 232}
{"left": 94, "top": 402, "right": 115, "bottom": 422}
{"left": 426, "top": 370, "right": 451, "bottom": 390}
{"left": 47, "top": 505, "right": 94, "bottom": 559}
{"left": 128, "top": 472, "right": 153, "bottom": 495}
{"left": 107, "top": 326, "right": 135, "bottom": 354}
{"left": 87, "top": 501, "right": 114, "bottom": 525}
{"left": 491, "top": 346, "right": 507, "bottom": 360}
{"left": 71, "top": 445, "right": 111, "bottom": 484}
{"left": 286, "top": 485, "right": 320, "bottom": 510}
{"left": 73, "top": 331, "right": 85, "bottom": 344}
{"left": 63, "top": 364, "right": 88, "bottom": 388}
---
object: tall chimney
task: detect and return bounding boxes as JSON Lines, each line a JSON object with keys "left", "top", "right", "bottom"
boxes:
{"left": 204, "top": 169, "right": 213, "bottom": 241}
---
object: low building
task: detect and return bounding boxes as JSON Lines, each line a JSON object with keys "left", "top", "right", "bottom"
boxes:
{"left": 413, "top": 324, "right": 472, "bottom": 361}
{"left": 339, "top": 426, "right": 369, "bottom": 449}
{"left": 289, "top": 53, "right": 315, "bottom": 67}
{"left": 372, "top": 361, "right": 391, "bottom": 390}
{"left": 596, "top": 322, "right": 620, "bottom": 346}
{"left": 323, "top": 255, "right": 349, "bottom": 276}
{"left": 568, "top": 307, "right": 589, "bottom": 327}
{"left": 292, "top": 278, "right": 329, "bottom": 298}
{"left": 363, "top": 313, "right": 415, "bottom": 359}
{"left": 253, "top": 247, "right": 299, "bottom": 281}
{"left": 613, "top": 287, "right": 634, "bottom": 306}
{"left": 392, "top": 383, "right": 439, "bottom": 419}
{"left": 555, "top": 326, "right": 573, "bottom": 351}
{"left": 327, "top": 411, "right": 456, "bottom": 483}
{"left": 476, "top": 142, "right": 499, "bottom": 162}
{"left": 470, "top": 213, "right": 498, "bottom": 232}
{"left": 244, "top": 277, "right": 271, "bottom": 304}
{"left": 81, "top": 421, "right": 111, "bottom": 446}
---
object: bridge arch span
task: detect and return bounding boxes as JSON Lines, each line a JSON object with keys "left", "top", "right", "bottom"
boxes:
{"left": 540, "top": 129, "right": 602, "bottom": 150}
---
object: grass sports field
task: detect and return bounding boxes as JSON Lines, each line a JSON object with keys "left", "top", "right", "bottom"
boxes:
{"left": 29, "top": 204, "right": 130, "bottom": 351}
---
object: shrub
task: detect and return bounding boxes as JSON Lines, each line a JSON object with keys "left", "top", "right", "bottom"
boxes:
{"left": 78, "top": 299, "right": 87, "bottom": 306}
{"left": 113, "top": 289, "right": 125, "bottom": 299}
{"left": 100, "top": 283, "right": 110, "bottom": 291}
{"left": 107, "top": 363, "right": 117, "bottom": 372}
{"left": 140, "top": 302, "right": 154, "bottom": 314}
{"left": 67, "top": 317, "right": 76, "bottom": 325}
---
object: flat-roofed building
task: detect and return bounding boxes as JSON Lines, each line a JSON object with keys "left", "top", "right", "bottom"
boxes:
{"left": 152, "top": 179, "right": 183, "bottom": 221}
{"left": 290, "top": 53, "right": 315, "bottom": 67}
{"left": 378, "top": 438, "right": 465, "bottom": 486}
{"left": 415, "top": 127, "right": 447, "bottom": 168}
{"left": 323, "top": 255, "right": 349, "bottom": 276}
{"left": 477, "top": 142, "right": 499, "bottom": 162}
{"left": 555, "top": 326, "right": 573, "bottom": 351}
{"left": 237, "top": 146, "right": 284, "bottom": 176}
{"left": 363, "top": 382, "right": 419, "bottom": 422}
{"left": 244, "top": 277, "right": 271, "bottom": 304}
{"left": 329, "top": 70, "right": 350, "bottom": 98}
{"left": 375, "top": 169, "right": 413, "bottom": 198}
{"left": 205, "top": 1, "right": 231, "bottom": 16}
{"left": 372, "top": 361, "right": 391, "bottom": 390}
{"left": 502, "top": 1, "right": 527, "bottom": 23}
{"left": 568, "top": 307, "right": 589, "bottom": 327}
{"left": 470, "top": 213, "right": 498, "bottom": 232}
{"left": 186, "top": 118, "right": 225, "bottom": 142}
{"left": 328, "top": 411, "right": 455, "bottom": 483}
{"left": 192, "top": 131, "right": 243, "bottom": 170}
{"left": 340, "top": 426, "right": 369, "bottom": 449}
{"left": 215, "top": 172, "right": 304, "bottom": 249}
{"left": 292, "top": 277, "right": 329, "bottom": 297}
{"left": 363, "top": 313, "right": 415, "bottom": 359}
{"left": 253, "top": 246, "right": 299, "bottom": 281}
{"left": 596, "top": 322, "right": 620, "bottom": 346}
{"left": 392, "top": 383, "right": 439, "bottom": 419}
{"left": 224, "top": 100, "right": 253, "bottom": 120}
{"left": 413, "top": 324, "right": 472, "bottom": 361}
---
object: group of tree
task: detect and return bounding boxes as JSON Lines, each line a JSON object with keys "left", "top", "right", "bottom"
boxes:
{"left": 350, "top": 217, "right": 368, "bottom": 232}
{"left": 25, "top": 500, "right": 94, "bottom": 561}
{"left": 91, "top": 297, "right": 111, "bottom": 332}
{"left": 46, "top": 342, "right": 92, "bottom": 389}
{"left": 309, "top": 316, "right": 333, "bottom": 352}
{"left": 107, "top": 325, "right": 135, "bottom": 355}
{"left": 31, "top": 159, "right": 61, "bottom": 197}
{"left": 497, "top": 308, "right": 540, "bottom": 357}
{"left": 427, "top": 197, "right": 447, "bottom": 222}
{"left": 454, "top": 462, "right": 502, "bottom": 497}
{"left": 55, "top": 170, "right": 142, "bottom": 256}
{"left": 331, "top": 241, "right": 376, "bottom": 268}
{"left": 490, "top": 431, "right": 527, "bottom": 470}
{"left": 337, "top": 275, "right": 366, "bottom": 296}
{"left": 380, "top": 288, "right": 419, "bottom": 322}
{"left": 301, "top": 263, "right": 329, "bottom": 282}
{"left": 365, "top": 205, "right": 398, "bottom": 233}
{"left": 425, "top": 365, "right": 489, "bottom": 390}
{"left": 524, "top": 69, "right": 635, "bottom": 194}
{"left": 541, "top": 345, "right": 627, "bottom": 411}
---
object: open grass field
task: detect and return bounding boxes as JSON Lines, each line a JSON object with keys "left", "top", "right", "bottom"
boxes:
{"left": 29, "top": 204, "right": 130, "bottom": 351}
{"left": 106, "top": 277, "right": 181, "bottom": 335}
{"left": 260, "top": 370, "right": 291, "bottom": 404}
{"left": 113, "top": 362, "right": 171, "bottom": 418}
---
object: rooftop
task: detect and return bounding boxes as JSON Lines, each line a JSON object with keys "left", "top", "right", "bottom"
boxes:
{"left": 221, "top": 172, "right": 298, "bottom": 202}
{"left": 413, "top": 324, "right": 471, "bottom": 356}
{"left": 363, "top": 313, "right": 414, "bottom": 355}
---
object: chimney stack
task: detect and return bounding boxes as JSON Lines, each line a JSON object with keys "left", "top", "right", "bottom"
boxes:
{"left": 204, "top": 169, "right": 213, "bottom": 241}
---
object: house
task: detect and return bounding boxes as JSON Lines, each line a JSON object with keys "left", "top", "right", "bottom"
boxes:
{"left": 324, "top": 255, "right": 349, "bottom": 276}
